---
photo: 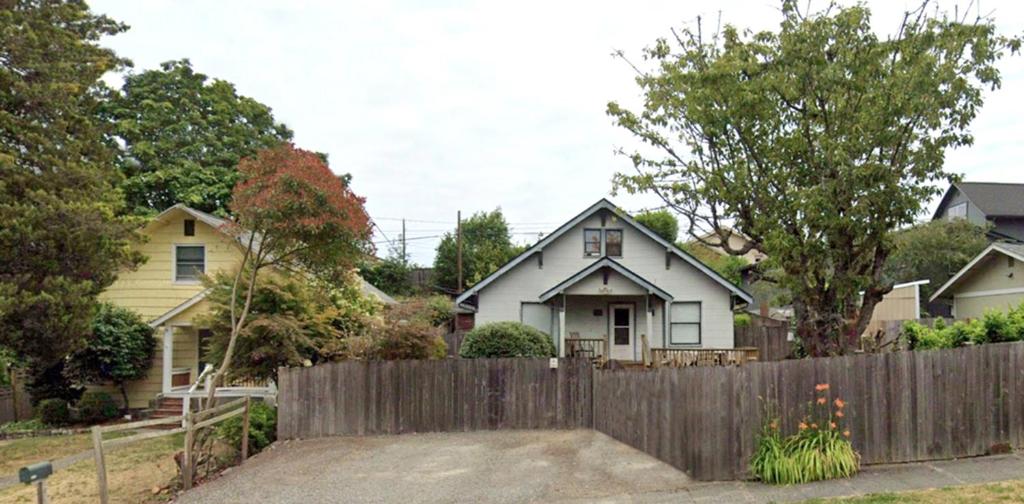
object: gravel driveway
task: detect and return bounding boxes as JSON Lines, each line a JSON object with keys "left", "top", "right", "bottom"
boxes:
{"left": 173, "top": 430, "right": 692, "bottom": 503}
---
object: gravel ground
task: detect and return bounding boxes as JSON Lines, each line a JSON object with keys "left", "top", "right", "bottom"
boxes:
{"left": 173, "top": 430, "right": 692, "bottom": 503}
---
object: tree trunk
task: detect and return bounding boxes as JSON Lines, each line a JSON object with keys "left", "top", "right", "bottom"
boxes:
{"left": 119, "top": 382, "right": 130, "bottom": 411}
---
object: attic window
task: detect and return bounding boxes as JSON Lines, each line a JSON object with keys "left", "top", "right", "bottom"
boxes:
{"left": 174, "top": 245, "right": 205, "bottom": 282}
{"left": 605, "top": 229, "right": 623, "bottom": 257}
{"left": 184, "top": 219, "right": 196, "bottom": 236}
{"left": 584, "top": 229, "right": 601, "bottom": 257}
{"left": 947, "top": 202, "right": 967, "bottom": 220}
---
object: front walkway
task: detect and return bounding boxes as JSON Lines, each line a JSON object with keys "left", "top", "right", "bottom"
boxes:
{"left": 173, "top": 430, "right": 1024, "bottom": 503}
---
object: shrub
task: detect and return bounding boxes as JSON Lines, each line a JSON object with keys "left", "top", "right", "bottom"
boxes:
{"left": 734, "top": 313, "right": 752, "bottom": 328}
{"left": 77, "top": 391, "right": 119, "bottom": 424}
{"left": 751, "top": 384, "right": 860, "bottom": 484}
{"left": 459, "top": 322, "right": 555, "bottom": 358}
{"left": 65, "top": 303, "right": 156, "bottom": 408}
{"left": 216, "top": 401, "right": 277, "bottom": 455}
{"left": 374, "top": 318, "right": 447, "bottom": 360}
{"left": 425, "top": 295, "right": 455, "bottom": 328}
{"left": 38, "top": 398, "right": 71, "bottom": 426}
{"left": 0, "top": 419, "right": 47, "bottom": 434}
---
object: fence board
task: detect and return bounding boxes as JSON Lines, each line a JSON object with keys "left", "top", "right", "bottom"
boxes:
{"left": 593, "top": 342, "right": 1024, "bottom": 480}
{"left": 734, "top": 325, "right": 790, "bottom": 361}
{"left": 278, "top": 358, "right": 593, "bottom": 439}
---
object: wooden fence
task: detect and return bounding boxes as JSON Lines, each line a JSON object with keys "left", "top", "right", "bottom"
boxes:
{"left": 593, "top": 341, "right": 1024, "bottom": 480}
{"left": 277, "top": 358, "right": 593, "bottom": 439}
{"left": 0, "top": 373, "right": 32, "bottom": 424}
{"left": 650, "top": 347, "right": 759, "bottom": 367}
{"left": 734, "top": 324, "right": 791, "bottom": 361}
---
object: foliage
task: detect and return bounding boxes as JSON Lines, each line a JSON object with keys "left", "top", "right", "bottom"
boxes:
{"left": 104, "top": 59, "right": 294, "bottom": 216}
{"left": 206, "top": 143, "right": 372, "bottom": 402}
{"left": 65, "top": 303, "right": 156, "bottom": 408}
{"left": 634, "top": 210, "right": 679, "bottom": 242}
{"left": 0, "top": 419, "right": 47, "bottom": 434}
{"left": 25, "top": 361, "right": 83, "bottom": 405}
{"left": 608, "top": 2, "right": 1020, "bottom": 356}
{"left": 199, "top": 269, "right": 381, "bottom": 382}
{"left": 434, "top": 209, "right": 520, "bottom": 291}
{"left": 460, "top": 322, "right": 555, "bottom": 358}
{"left": 216, "top": 401, "right": 277, "bottom": 455}
{"left": 0, "top": 0, "right": 143, "bottom": 375}
{"left": 680, "top": 242, "right": 748, "bottom": 284}
{"left": 77, "top": 391, "right": 119, "bottom": 424}
{"left": 37, "top": 399, "right": 72, "bottom": 427}
{"left": 0, "top": 347, "right": 13, "bottom": 387}
{"left": 424, "top": 295, "right": 456, "bottom": 328}
{"left": 883, "top": 220, "right": 990, "bottom": 303}
{"left": 900, "top": 303, "right": 1024, "bottom": 350}
{"left": 734, "top": 313, "right": 752, "bottom": 328}
{"left": 359, "top": 255, "right": 414, "bottom": 297}
{"left": 373, "top": 316, "right": 447, "bottom": 360}
{"left": 751, "top": 384, "right": 859, "bottom": 484}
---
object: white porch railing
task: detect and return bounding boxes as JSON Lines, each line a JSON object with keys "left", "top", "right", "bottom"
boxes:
{"left": 174, "top": 363, "right": 277, "bottom": 424}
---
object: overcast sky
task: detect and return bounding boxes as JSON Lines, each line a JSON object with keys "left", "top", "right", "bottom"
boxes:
{"left": 91, "top": 0, "right": 1024, "bottom": 265}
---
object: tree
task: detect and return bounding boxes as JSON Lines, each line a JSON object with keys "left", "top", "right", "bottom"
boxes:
{"left": 635, "top": 210, "right": 679, "bottom": 242}
{"left": 680, "top": 243, "right": 748, "bottom": 285}
{"left": 883, "top": 219, "right": 990, "bottom": 304}
{"left": 206, "top": 143, "right": 371, "bottom": 404}
{"left": 0, "top": 2, "right": 142, "bottom": 379}
{"left": 65, "top": 303, "right": 156, "bottom": 408}
{"left": 608, "top": 2, "right": 1018, "bottom": 355}
{"left": 104, "top": 60, "right": 294, "bottom": 216}
{"left": 434, "top": 209, "right": 519, "bottom": 291}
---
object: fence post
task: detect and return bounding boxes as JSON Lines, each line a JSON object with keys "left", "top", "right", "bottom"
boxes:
{"left": 91, "top": 426, "right": 108, "bottom": 504}
{"left": 183, "top": 411, "right": 194, "bottom": 490}
{"left": 241, "top": 396, "right": 251, "bottom": 463}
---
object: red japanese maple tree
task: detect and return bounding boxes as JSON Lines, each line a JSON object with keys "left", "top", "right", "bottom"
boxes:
{"left": 205, "top": 143, "right": 371, "bottom": 404}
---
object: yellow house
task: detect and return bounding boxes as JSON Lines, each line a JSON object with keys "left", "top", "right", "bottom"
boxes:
{"left": 100, "top": 204, "right": 394, "bottom": 409}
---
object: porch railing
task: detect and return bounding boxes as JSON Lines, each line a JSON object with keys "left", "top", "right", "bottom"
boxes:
{"left": 650, "top": 347, "right": 759, "bottom": 368}
{"left": 565, "top": 338, "right": 606, "bottom": 361}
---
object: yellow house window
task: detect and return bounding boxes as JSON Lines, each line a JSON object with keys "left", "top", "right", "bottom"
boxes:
{"left": 174, "top": 245, "right": 205, "bottom": 282}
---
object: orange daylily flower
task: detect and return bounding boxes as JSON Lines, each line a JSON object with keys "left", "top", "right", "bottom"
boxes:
{"left": 817, "top": 397, "right": 827, "bottom": 405}
{"left": 810, "top": 423, "right": 818, "bottom": 429}
{"left": 834, "top": 398, "right": 845, "bottom": 408}
{"left": 830, "top": 422, "right": 837, "bottom": 429}
{"left": 843, "top": 430, "right": 851, "bottom": 438}
{"left": 798, "top": 422, "right": 808, "bottom": 430}
{"left": 815, "top": 383, "right": 830, "bottom": 392}
{"left": 769, "top": 421, "right": 778, "bottom": 430}
{"left": 835, "top": 411, "right": 844, "bottom": 418}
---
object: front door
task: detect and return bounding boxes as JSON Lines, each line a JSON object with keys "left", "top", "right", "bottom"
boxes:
{"left": 609, "top": 304, "right": 634, "bottom": 361}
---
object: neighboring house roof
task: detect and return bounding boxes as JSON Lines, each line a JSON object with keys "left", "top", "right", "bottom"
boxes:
{"left": 538, "top": 257, "right": 673, "bottom": 303}
{"left": 932, "top": 182, "right": 1024, "bottom": 219}
{"left": 361, "top": 279, "right": 398, "bottom": 305}
{"left": 454, "top": 198, "right": 753, "bottom": 307}
{"left": 929, "top": 242, "right": 1024, "bottom": 302}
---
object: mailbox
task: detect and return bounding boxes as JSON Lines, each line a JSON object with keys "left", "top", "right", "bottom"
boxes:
{"left": 18, "top": 462, "right": 52, "bottom": 484}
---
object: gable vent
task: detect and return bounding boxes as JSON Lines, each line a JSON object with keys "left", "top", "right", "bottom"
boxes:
{"left": 184, "top": 219, "right": 196, "bottom": 236}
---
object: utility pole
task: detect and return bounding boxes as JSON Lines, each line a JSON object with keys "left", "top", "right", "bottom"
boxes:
{"left": 456, "top": 210, "right": 463, "bottom": 294}
{"left": 401, "top": 218, "right": 407, "bottom": 264}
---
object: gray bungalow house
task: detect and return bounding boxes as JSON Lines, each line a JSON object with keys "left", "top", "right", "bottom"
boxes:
{"left": 932, "top": 182, "right": 1024, "bottom": 242}
{"left": 454, "top": 199, "right": 753, "bottom": 361}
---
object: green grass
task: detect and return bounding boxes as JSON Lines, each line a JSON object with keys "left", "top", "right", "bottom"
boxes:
{"left": 803, "top": 479, "right": 1024, "bottom": 503}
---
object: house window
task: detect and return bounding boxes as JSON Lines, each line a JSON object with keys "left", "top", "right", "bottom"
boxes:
{"left": 184, "top": 219, "right": 196, "bottom": 236}
{"left": 947, "top": 202, "right": 967, "bottom": 220}
{"left": 670, "top": 302, "right": 701, "bottom": 345}
{"left": 584, "top": 229, "right": 602, "bottom": 257}
{"left": 174, "top": 245, "right": 205, "bottom": 282}
{"left": 605, "top": 229, "right": 623, "bottom": 257}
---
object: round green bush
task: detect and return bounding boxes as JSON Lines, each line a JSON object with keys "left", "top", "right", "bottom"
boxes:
{"left": 216, "top": 401, "right": 277, "bottom": 455}
{"left": 77, "top": 391, "right": 119, "bottom": 424}
{"left": 459, "top": 321, "right": 555, "bottom": 358}
{"left": 38, "top": 398, "right": 71, "bottom": 426}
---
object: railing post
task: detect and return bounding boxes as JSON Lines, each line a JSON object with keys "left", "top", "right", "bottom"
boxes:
{"left": 241, "top": 396, "right": 251, "bottom": 463}
{"left": 183, "top": 411, "right": 194, "bottom": 490}
{"left": 91, "top": 426, "right": 108, "bottom": 504}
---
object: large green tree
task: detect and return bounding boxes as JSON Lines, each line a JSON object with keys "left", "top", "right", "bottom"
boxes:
{"left": 104, "top": 59, "right": 293, "bottom": 216}
{"left": 883, "top": 219, "right": 990, "bottom": 304}
{"left": 634, "top": 209, "right": 679, "bottom": 242}
{"left": 434, "top": 209, "right": 520, "bottom": 291}
{"left": 609, "top": 1, "right": 1018, "bottom": 355}
{"left": 0, "top": 1, "right": 141, "bottom": 374}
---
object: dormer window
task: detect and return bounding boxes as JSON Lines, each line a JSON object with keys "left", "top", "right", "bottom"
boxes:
{"left": 605, "top": 229, "right": 623, "bottom": 257}
{"left": 584, "top": 229, "right": 601, "bottom": 257}
{"left": 174, "top": 245, "right": 205, "bottom": 282}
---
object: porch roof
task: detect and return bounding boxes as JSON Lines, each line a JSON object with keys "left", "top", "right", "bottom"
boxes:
{"left": 538, "top": 257, "right": 673, "bottom": 303}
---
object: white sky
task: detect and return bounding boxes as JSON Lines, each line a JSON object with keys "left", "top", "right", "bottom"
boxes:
{"left": 91, "top": 0, "right": 1024, "bottom": 265}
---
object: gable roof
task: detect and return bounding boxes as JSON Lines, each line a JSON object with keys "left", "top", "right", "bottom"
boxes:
{"left": 454, "top": 198, "right": 753, "bottom": 306}
{"left": 149, "top": 289, "right": 210, "bottom": 327}
{"left": 929, "top": 242, "right": 1024, "bottom": 301}
{"left": 538, "top": 257, "right": 673, "bottom": 303}
{"left": 933, "top": 182, "right": 1024, "bottom": 219}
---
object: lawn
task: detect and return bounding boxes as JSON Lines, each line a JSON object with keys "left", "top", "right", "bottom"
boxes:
{"left": 806, "top": 479, "right": 1024, "bottom": 503}
{"left": 0, "top": 432, "right": 183, "bottom": 504}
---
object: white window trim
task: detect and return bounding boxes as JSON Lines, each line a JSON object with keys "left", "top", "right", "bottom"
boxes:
{"left": 172, "top": 243, "right": 206, "bottom": 284}
{"left": 669, "top": 301, "right": 701, "bottom": 346}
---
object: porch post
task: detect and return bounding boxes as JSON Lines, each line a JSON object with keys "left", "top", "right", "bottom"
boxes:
{"left": 162, "top": 326, "right": 173, "bottom": 394}
{"left": 645, "top": 295, "right": 654, "bottom": 361}
{"left": 558, "top": 294, "right": 566, "bottom": 358}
